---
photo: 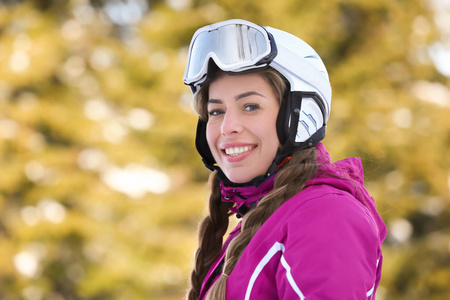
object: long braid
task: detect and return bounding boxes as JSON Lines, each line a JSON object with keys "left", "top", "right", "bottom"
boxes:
{"left": 186, "top": 172, "right": 233, "bottom": 300}
{"left": 206, "top": 147, "right": 318, "bottom": 300}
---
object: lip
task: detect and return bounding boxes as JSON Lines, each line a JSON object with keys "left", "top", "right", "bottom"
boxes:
{"left": 220, "top": 143, "right": 257, "bottom": 162}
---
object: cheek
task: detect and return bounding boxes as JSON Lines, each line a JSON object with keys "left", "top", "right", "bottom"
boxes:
{"left": 262, "top": 116, "right": 281, "bottom": 150}
{"left": 264, "top": 128, "right": 280, "bottom": 151}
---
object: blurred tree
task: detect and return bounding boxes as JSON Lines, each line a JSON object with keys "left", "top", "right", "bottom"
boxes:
{"left": 0, "top": 0, "right": 448, "bottom": 299}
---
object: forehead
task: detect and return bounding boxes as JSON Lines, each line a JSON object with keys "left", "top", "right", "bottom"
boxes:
{"left": 208, "top": 72, "right": 275, "bottom": 99}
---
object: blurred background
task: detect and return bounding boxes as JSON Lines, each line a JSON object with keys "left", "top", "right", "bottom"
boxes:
{"left": 0, "top": 0, "right": 449, "bottom": 299}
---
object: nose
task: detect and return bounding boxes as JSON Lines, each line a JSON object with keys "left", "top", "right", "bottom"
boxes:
{"left": 221, "top": 110, "right": 243, "bottom": 136}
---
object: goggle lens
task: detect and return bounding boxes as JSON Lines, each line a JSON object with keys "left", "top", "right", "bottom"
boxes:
{"left": 184, "top": 21, "right": 274, "bottom": 86}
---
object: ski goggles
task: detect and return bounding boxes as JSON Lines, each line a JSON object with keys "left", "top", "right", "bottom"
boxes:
{"left": 183, "top": 19, "right": 278, "bottom": 89}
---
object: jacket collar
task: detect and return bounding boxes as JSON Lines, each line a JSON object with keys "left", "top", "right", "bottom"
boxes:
{"left": 220, "top": 175, "right": 276, "bottom": 218}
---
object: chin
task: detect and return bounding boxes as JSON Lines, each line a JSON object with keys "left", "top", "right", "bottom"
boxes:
{"left": 229, "top": 178, "right": 251, "bottom": 184}
{"left": 225, "top": 171, "right": 260, "bottom": 184}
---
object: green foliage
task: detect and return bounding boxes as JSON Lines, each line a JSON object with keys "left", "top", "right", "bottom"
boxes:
{"left": 0, "top": 0, "right": 449, "bottom": 299}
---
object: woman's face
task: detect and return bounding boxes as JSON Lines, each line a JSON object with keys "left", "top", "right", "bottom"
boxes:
{"left": 206, "top": 72, "right": 280, "bottom": 183}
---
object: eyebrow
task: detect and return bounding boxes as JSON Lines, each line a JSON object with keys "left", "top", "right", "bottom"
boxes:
{"left": 236, "top": 91, "right": 265, "bottom": 100}
{"left": 208, "top": 91, "right": 265, "bottom": 104}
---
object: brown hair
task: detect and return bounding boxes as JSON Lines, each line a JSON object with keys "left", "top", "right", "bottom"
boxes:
{"left": 186, "top": 68, "right": 319, "bottom": 300}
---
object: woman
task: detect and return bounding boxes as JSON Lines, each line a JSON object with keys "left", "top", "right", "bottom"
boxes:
{"left": 183, "top": 19, "right": 386, "bottom": 300}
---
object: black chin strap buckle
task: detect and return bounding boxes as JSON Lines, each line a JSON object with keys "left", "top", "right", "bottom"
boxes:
{"left": 236, "top": 201, "right": 258, "bottom": 218}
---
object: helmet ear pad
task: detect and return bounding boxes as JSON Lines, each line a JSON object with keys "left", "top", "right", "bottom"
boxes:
{"left": 195, "top": 119, "right": 216, "bottom": 171}
{"left": 276, "top": 91, "right": 303, "bottom": 157}
{"left": 275, "top": 91, "right": 327, "bottom": 163}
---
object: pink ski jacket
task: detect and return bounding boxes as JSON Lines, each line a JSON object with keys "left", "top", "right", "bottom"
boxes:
{"left": 199, "top": 143, "right": 387, "bottom": 300}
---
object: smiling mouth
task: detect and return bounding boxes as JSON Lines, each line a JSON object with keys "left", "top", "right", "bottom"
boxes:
{"left": 224, "top": 146, "right": 256, "bottom": 157}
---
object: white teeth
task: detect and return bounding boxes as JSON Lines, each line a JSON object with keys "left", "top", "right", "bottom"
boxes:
{"left": 224, "top": 146, "right": 254, "bottom": 157}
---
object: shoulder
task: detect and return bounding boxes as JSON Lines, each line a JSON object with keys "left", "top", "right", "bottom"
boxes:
{"left": 275, "top": 184, "right": 379, "bottom": 247}
{"left": 268, "top": 186, "right": 382, "bottom": 299}
{"left": 279, "top": 183, "right": 365, "bottom": 218}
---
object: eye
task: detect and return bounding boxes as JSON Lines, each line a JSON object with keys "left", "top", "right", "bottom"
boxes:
{"left": 244, "top": 103, "right": 260, "bottom": 111}
{"left": 208, "top": 109, "right": 224, "bottom": 116}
